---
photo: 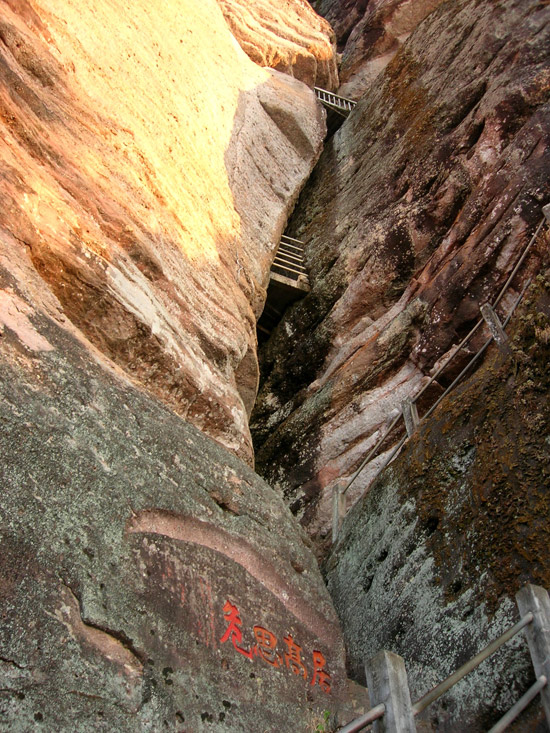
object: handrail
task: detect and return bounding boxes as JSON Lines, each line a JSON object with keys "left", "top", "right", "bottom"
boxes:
{"left": 336, "top": 584, "right": 550, "bottom": 733}
{"left": 488, "top": 676, "right": 547, "bottom": 733}
{"left": 280, "top": 234, "right": 305, "bottom": 245}
{"left": 314, "top": 86, "right": 356, "bottom": 106}
{"left": 314, "top": 86, "right": 356, "bottom": 117}
{"left": 337, "top": 703, "right": 385, "bottom": 733}
{"left": 411, "top": 612, "right": 534, "bottom": 716}
{"left": 335, "top": 212, "right": 547, "bottom": 517}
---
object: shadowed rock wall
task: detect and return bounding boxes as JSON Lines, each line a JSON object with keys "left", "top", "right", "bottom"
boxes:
{"left": 325, "top": 274, "right": 550, "bottom": 731}
{"left": 252, "top": 0, "right": 550, "bottom": 549}
{"left": 313, "top": 0, "right": 446, "bottom": 99}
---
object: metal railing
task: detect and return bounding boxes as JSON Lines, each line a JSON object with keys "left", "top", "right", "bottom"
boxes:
{"left": 338, "top": 584, "right": 550, "bottom": 732}
{"left": 271, "top": 235, "right": 310, "bottom": 286}
{"left": 332, "top": 210, "right": 549, "bottom": 542}
{"left": 314, "top": 87, "right": 356, "bottom": 117}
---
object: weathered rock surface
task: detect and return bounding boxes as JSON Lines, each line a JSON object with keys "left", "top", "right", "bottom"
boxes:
{"left": 0, "top": 254, "right": 347, "bottom": 730}
{"left": 313, "top": 0, "right": 446, "bottom": 99}
{"left": 0, "top": 0, "right": 327, "bottom": 466}
{"left": 217, "top": 0, "right": 338, "bottom": 90}
{"left": 325, "top": 274, "right": 550, "bottom": 731}
{"left": 0, "top": 0, "right": 351, "bottom": 729}
{"left": 251, "top": 0, "right": 550, "bottom": 548}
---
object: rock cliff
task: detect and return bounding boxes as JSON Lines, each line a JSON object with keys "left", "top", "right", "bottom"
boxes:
{"left": 217, "top": 0, "right": 339, "bottom": 89}
{"left": 252, "top": 0, "right": 550, "bottom": 549}
{"left": 325, "top": 273, "right": 550, "bottom": 731}
{"left": 312, "top": 0, "right": 447, "bottom": 98}
{"left": 0, "top": 0, "right": 328, "bottom": 467}
{"left": 2, "top": 0, "right": 550, "bottom": 729}
{"left": 0, "top": 0, "right": 350, "bottom": 730}
{"left": 0, "top": 293, "right": 347, "bottom": 730}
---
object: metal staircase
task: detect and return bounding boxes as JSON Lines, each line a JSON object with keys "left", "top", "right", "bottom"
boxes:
{"left": 257, "top": 235, "right": 310, "bottom": 343}
{"left": 314, "top": 87, "right": 356, "bottom": 117}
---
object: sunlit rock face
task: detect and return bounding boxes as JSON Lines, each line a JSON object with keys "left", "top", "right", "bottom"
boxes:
{"left": 0, "top": 295, "right": 348, "bottom": 730}
{"left": 217, "top": 0, "right": 339, "bottom": 90}
{"left": 0, "top": 0, "right": 327, "bottom": 465}
{"left": 325, "top": 276, "right": 550, "bottom": 731}
{"left": 313, "top": 0, "right": 447, "bottom": 98}
{"left": 252, "top": 0, "right": 550, "bottom": 549}
{"left": 0, "top": 1, "right": 347, "bottom": 728}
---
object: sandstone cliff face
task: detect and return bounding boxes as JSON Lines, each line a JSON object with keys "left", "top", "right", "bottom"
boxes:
{"left": 313, "top": 0, "right": 446, "bottom": 98}
{"left": 325, "top": 275, "right": 550, "bottom": 731}
{"left": 0, "top": 0, "right": 327, "bottom": 466}
{"left": 252, "top": 0, "right": 550, "bottom": 547}
{"left": 217, "top": 0, "right": 339, "bottom": 90}
{"left": 0, "top": 0, "right": 349, "bottom": 729}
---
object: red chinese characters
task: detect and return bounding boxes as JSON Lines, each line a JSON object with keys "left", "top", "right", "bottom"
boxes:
{"left": 253, "top": 626, "right": 282, "bottom": 667}
{"left": 283, "top": 634, "right": 307, "bottom": 679}
{"left": 219, "top": 600, "right": 255, "bottom": 659}
{"left": 219, "top": 600, "right": 332, "bottom": 694}
{"left": 311, "top": 650, "right": 331, "bottom": 693}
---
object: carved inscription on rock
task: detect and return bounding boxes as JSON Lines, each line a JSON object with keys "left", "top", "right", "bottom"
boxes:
{"left": 127, "top": 515, "right": 345, "bottom": 720}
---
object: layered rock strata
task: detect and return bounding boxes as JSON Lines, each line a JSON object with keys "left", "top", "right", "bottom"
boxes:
{"left": 0, "top": 0, "right": 327, "bottom": 466}
{"left": 325, "top": 275, "right": 550, "bottom": 731}
{"left": 217, "top": 0, "right": 339, "bottom": 89}
{"left": 313, "top": 0, "right": 446, "bottom": 98}
{"left": 0, "top": 0, "right": 350, "bottom": 729}
{"left": 251, "top": 0, "right": 550, "bottom": 547}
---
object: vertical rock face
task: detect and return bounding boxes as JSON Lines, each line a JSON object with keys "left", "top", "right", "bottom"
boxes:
{"left": 0, "top": 0, "right": 347, "bottom": 730}
{"left": 252, "top": 0, "right": 550, "bottom": 548}
{"left": 325, "top": 276, "right": 550, "bottom": 731}
{"left": 216, "top": 0, "right": 339, "bottom": 89}
{"left": 0, "top": 0, "right": 327, "bottom": 466}
{"left": 313, "top": 0, "right": 447, "bottom": 98}
{"left": 0, "top": 299, "right": 347, "bottom": 730}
